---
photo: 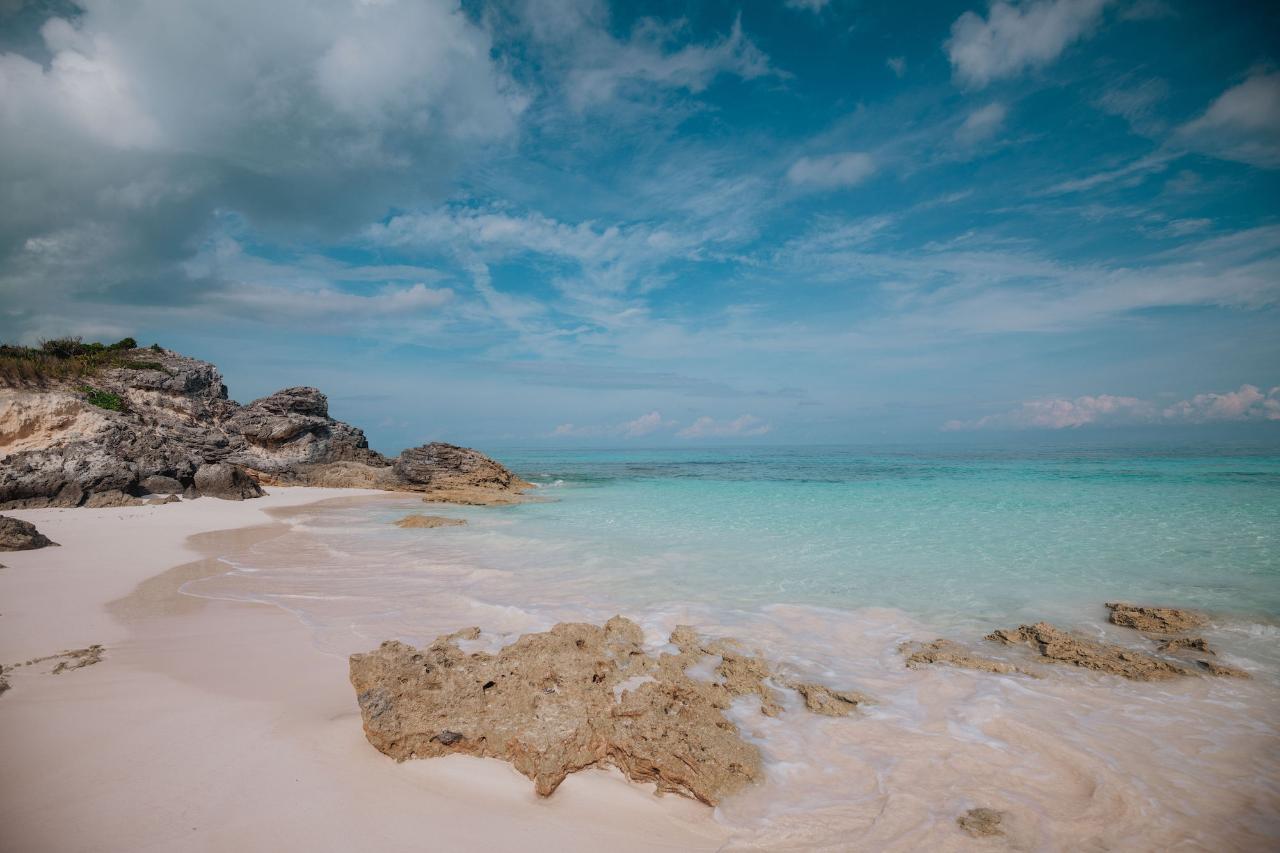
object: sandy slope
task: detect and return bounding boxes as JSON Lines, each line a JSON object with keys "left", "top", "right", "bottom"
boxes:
{"left": 0, "top": 488, "right": 725, "bottom": 852}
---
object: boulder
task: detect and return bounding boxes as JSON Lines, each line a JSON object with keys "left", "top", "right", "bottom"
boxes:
{"left": 140, "top": 474, "right": 184, "bottom": 494}
{"left": 193, "top": 463, "right": 264, "bottom": 501}
{"left": 83, "top": 490, "right": 144, "bottom": 508}
{"left": 393, "top": 442, "right": 531, "bottom": 505}
{"left": 0, "top": 516, "right": 57, "bottom": 550}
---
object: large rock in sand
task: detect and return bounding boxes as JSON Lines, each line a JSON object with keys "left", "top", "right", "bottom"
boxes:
{"left": 392, "top": 442, "right": 531, "bottom": 505}
{"left": 193, "top": 463, "right": 264, "bottom": 500}
{"left": 0, "top": 515, "right": 57, "bottom": 550}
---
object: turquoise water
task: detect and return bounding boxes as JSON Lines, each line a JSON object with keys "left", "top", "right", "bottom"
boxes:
{"left": 492, "top": 443, "right": 1280, "bottom": 629}
{"left": 190, "top": 441, "right": 1280, "bottom": 847}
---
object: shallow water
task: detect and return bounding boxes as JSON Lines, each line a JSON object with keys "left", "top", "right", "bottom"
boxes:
{"left": 187, "top": 443, "right": 1280, "bottom": 850}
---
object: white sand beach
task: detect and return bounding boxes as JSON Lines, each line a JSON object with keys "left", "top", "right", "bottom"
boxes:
{"left": 0, "top": 488, "right": 726, "bottom": 853}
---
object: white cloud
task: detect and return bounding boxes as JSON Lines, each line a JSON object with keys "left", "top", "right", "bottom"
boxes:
{"left": 955, "top": 102, "right": 1008, "bottom": 143}
{"left": 787, "top": 152, "right": 876, "bottom": 189}
{"left": 551, "top": 410, "right": 676, "bottom": 438}
{"left": 946, "top": 0, "right": 1110, "bottom": 89}
{"left": 786, "top": 0, "right": 831, "bottom": 12}
{"left": 945, "top": 384, "right": 1280, "bottom": 430}
{"left": 886, "top": 56, "right": 907, "bottom": 78}
{"left": 1178, "top": 70, "right": 1280, "bottom": 169}
{"left": 677, "top": 414, "right": 772, "bottom": 438}
{"left": 1095, "top": 77, "right": 1168, "bottom": 134}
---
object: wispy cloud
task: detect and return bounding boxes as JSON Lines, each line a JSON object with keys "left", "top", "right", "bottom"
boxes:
{"left": 551, "top": 410, "right": 676, "bottom": 438}
{"left": 1178, "top": 70, "right": 1280, "bottom": 169}
{"left": 787, "top": 152, "right": 877, "bottom": 189}
{"left": 945, "top": 384, "right": 1280, "bottom": 430}
{"left": 955, "top": 102, "right": 1008, "bottom": 144}
{"left": 677, "top": 414, "right": 772, "bottom": 438}
{"left": 946, "top": 0, "right": 1111, "bottom": 89}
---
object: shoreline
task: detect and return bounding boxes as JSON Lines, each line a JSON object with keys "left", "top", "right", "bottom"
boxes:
{"left": 0, "top": 489, "right": 727, "bottom": 852}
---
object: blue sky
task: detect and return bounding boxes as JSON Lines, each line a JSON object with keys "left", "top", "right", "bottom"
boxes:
{"left": 1, "top": 0, "right": 1278, "bottom": 451}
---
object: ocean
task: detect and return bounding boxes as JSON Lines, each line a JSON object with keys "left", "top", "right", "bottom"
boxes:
{"left": 187, "top": 442, "right": 1280, "bottom": 849}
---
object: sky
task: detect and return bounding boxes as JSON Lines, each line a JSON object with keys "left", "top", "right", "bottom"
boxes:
{"left": 1, "top": 0, "right": 1278, "bottom": 452}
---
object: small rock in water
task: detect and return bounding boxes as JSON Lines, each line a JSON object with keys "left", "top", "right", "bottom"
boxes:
{"left": 392, "top": 514, "right": 466, "bottom": 529}
{"left": 1197, "top": 659, "right": 1250, "bottom": 679}
{"left": 957, "top": 807, "right": 1005, "bottom": 837}
{"left": 986, "top": 622, "right": 1191, "bottom": 681}
{"left": 900, "top": 638, "right": 1039, "bottom": 677}
{"left": 1158, "top": 636, "right": 1215, "bottom": 655}
{"left": 1105, "top": 602, "right": 1207, "bottom": 634}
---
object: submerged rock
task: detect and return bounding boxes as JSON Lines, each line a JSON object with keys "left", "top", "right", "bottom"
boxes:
{"left": 1105, "top": 602, "right": 1207, "bottom": 634}
{"left": 1158, "top": 636, "right": 1215, "bottom": 655}
{"left": 987, "top": 622, "right": 1191, "bottom": 681}
{"left": 1197, "top": 659, "right": 1250, "bottom": 679}
{"left": 957, "top": 807, "right": 1005, "bottom": 838}
{"left": 392, "top": 514, "right": 466, "bottom": 529}
{"left": 785, "top": 681, "right": 870, "bottom": 716}
{"left": 900, "top": 639, "right": 1039, "bottom": 677}
{"left": 350, "top": 617, "right": 869, "bottom": 804}
{"left": 0, "top": 515, "right": 57, "bottom": 550}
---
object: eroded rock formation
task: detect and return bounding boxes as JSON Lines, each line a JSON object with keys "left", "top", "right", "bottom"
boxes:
{"left": 900, "top": 638, "right": 1038, "bottom": 677}
{"left": 0, "top": 515, "right": 57, "bottom": 551}
{"left": 349, "top": 617, "right": 868, "bottom": 804}
{"left": 986, "top": 623, "right": 1191, "bottom": 681}
{"left": 0, "top": 345, "right": 527, "bottom": 508}
{"left": 1105, "top": 602, "right": 1207, "bottom": 634}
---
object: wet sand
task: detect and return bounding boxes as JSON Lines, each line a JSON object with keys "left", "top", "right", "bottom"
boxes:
{"left": 0, "top": 489, "right": 724, "bottom": 852}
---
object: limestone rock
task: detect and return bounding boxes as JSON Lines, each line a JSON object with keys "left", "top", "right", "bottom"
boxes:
{"left": 785, "top": 681, "right": 870, "bottom": 716}
{"left": 1105, "top": 602, "right": 1207, "bottom": 634}
{"left": 145, "top": 494, "right": 181, "bottom": 506}
{"left": 0, "top": 515, "right": 57, "bottom": 550}
{"left": 193, "top": 463, "right": 264, "bottom": 501}
{"left": 83, "top": 489, "right": 144, "bottom": 508}
{"left": 1197, "top": 659, "right": 1250, "bottom": 679}
{"left": 394, "top": 443, "right": 531, "bottom": 505}
{"left": 986, "top": 622, "right": 1191, "bottom": 681}
{"left": 957, "top": 807, "right": 1005, "bottom": 838}
{"left": 1157, "top": 636, "right": 1214, "bottom": 655}
{"left": 349, "top": 618, "right": 870, "bottom": 804}
{"left": 393, "top": 514, "right": 466, "bottom": 529}
{"left": 900, "top": 639, "right": 1039, "bottom": 677}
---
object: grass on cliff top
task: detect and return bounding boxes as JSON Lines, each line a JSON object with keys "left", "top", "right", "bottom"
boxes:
{"left": 78, "top": 385, "right": 128, "bottom": 412}
{"left": 0, "top": 337, "right": 167, "bottom": 387}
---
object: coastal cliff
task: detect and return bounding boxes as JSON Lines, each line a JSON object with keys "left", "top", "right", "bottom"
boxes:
{"left": 0, "top": 338, "right": 529, "bottom": 508}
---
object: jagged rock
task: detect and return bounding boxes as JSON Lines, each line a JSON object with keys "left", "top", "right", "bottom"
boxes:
{"left": 2, "top": 345, "right": 525, "bottom": 508}
{"left": 193, "top": 463, "right": 264, "bottom": 500}
{"left": 1197, "top": 660, "right": 1250, "bottom": 679}
{"left": 1158, "top": 636, "right": 1215, "bottom": 655}
{"left": 900, "top": 638, "right": 1039, "bottom": 677}
{"left": 1105, "top": 602, "right": 1207, "bottom": 634}
{"left": 140, "top": 474, "right": 183, "bottom": 494}
{"left": 785, "top": 681, "right": 870, "bottom": 716}
{"left": 0, "top": 515, "right": 57, "bottom": 550}
{"left": 394, "top": 443, "right": 531, "bottom": 505}
{"left": 350, "top": 618, "right": 869, "bottom": 804}
{"left": 393, "top": 514, "right": 466, "bottom": 529}
{"left": 987, "top": 623, "right": 1191, "bottom": 681}
{"left": 83, "top": 489, "right": 144, "bottom": 508}
{"left": 145, "top": 494, "right": 181, "bottom": 506}
{"left": 957, "top": 807, "right": 1005, "bottom": 838}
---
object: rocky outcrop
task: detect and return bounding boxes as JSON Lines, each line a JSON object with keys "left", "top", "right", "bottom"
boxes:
{"left": 1, "top": 344, "right": 527, "bottom": 508}
{"left": 986, "top": 623, "right": 1192, "bottom": 681}
{"left": 1158, "top": 636, "right": 1214, "bottom": 655}
{"left": 1105, "top": 602, "right": 1207, "bottom": 634}
{"left": 900, "top": 638, "right": 1038, "bottom": 677}
{"left": 393, "top": 514, "right": 466, "bottom": 529}
{"left": 0, "top": 516, "right": 57, "bottom": 550}
{"left": 350, "top": 617, "right": 868, "bottom": 804}
{"left": 393, "top": 443, "right": 532, "bottom": 505}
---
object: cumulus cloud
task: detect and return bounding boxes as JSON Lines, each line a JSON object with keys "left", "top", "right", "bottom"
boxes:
{"left": 946, "top": 0, "right": 1111, "bottom": 89}
{"left": 677, "top": 414, "right": 772, "bottom": 438}
{"left": 551, "top": 410, "right": 676, "bottom": 438}
{"left": 1178, "top": 70, "right": 1280, "bottom": 169}
{"left": 945, "top": 384, "right": 1280, "bottom": 430}
{"left": 955, "top": 102, "right": 1008, "bottom": 143}
{"left": 787, "top": 152, "right": 876, "bottom": 189}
